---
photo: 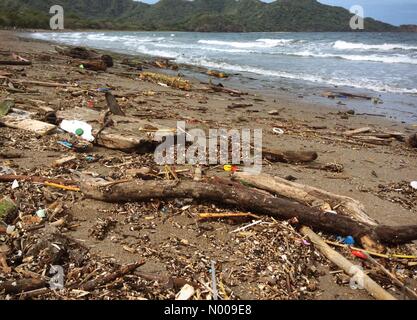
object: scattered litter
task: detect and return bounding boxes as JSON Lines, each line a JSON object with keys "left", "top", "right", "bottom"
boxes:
{"left": 60, "top": 120, "right": 95, "bottom": 142}
{"left": 351, "top": 250, "right": 368, "bottom": 260}
{"left": 211, "top": 261, "right": 218, "bottom": 301}
{"left": 11, "top": 179, "right": 19, "bottom": 190}
{"left": 411, "top": 181, "right": 417, "bottom": 190}
{"left": 0, "top": 99, "right": 14, "bottom": 117}
{"left": 0, "top": 166, "right": 16, "bottom": 175}
{"left": 175, "top": 284, "right": 195, "bottom": 301}
{"left": 273, "top": 128, "right": 285, "bottom": 135}
{"left": 36, "top": 209, "right": 47, "bottom": 219}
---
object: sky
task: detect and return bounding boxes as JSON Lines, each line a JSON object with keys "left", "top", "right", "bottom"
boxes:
{"left": 136, "top": 0, "right": 417, "bottom": 26}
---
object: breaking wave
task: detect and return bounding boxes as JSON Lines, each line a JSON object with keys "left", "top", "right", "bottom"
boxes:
{"left": 333, "top": 40, "right": 417, "bottom": 51}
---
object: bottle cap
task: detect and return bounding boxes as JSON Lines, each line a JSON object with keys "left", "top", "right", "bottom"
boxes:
{"left": 75, "top": 128, "right": 84, "bottom": 136}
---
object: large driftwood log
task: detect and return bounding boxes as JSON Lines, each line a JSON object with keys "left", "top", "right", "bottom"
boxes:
{"left": 263, "top": 149, "right": 318, "bottom": 164}
{"left": 300, "top": 227, "right": 396, "bottom": 300}
{"left": 80, "top": 178, "right": 417, "bottom": 250}
{"left": 0, "top": 60, "right": 31, "bottom": 66}
{"left": 234, "top": 172, "right": 377, "bottom": 226}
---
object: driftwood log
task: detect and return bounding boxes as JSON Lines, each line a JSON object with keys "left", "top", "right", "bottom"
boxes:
{"left": 56, "top": 46, "right": 113, "bottom": 67}
{"left": 408, "top": 133, "right": 417, "bottom": 148}
{"left": 80, "top": 177, "right": 417, "bottom": 251}
{"left": 263, "top": 149, "right": 318, "bottom": 164}
{"left": 105, "top": 92, "right": 125, "bottom": 116}
{"left": 0, "top": 278, "right": 46, "bottom": 294}
{"left": 234, "top": 172, "right": 377, "bottom": 225}
{"left": 0, "top": 60, "right": 31, "bottom": 66}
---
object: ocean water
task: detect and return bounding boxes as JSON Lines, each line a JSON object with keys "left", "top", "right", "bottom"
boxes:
{"left": 30, "top": 31, "right": 417, "bottom": 121}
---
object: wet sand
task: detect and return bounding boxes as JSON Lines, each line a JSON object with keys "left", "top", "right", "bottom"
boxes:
{"left": 1, "top": 30, "right": 417, "bottom": 300}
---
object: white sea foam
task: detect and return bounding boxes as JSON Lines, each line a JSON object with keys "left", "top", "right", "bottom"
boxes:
{"left": 292, "top": 51, "right": 417, "bottom": 65}
{"left": 198, "top": 38, "right": 293, "bottom": 48}
{"left": 334, "top": 40, "right": 417, "bottom": 51}
{"left": 176, "top": 57, "right": 417, "bottom": 94}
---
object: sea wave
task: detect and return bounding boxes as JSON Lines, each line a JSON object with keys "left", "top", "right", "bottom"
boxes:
{"left": 291, "top": 51, "right": 417, "bottom": 65}
{"left": 333, "top": 40, "right": 417, "bottom": 51}
{"left": 198, "top": 38, "right": 294, "bottom": 48}
{"left": 176, "top": 57, "right": 417, "bottom": 94}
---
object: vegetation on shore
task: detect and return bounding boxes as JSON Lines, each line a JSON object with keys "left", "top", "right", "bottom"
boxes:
{"left": 0, "top": 0, "right": 399, "bottom": 32}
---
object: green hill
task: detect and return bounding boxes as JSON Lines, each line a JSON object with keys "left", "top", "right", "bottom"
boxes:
{"left": 0, "top": 0, "right": 397, "bottom": 32}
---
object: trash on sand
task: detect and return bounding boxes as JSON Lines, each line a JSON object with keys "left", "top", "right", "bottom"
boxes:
{"left": 211, "top": 260, "right": 218, "bottom": 301}
{"left": 36, "top": 209, "right": 47, "bottom": 219}
{"left": 140, "top": 72, "right": 191, "bottom": 91}
{"left": 337, "top": 236, "right": 355, "bottom": 245}
{"left": 0, "top": 197, "right": 17, "bottom": 224}
{"left": 11, "top": 180, "right": 19, "bottom": 190}
{"left": 0, "top": 166, "right": 16, "bottom": 175}
{"left": 207, "top": 70, "right": 229, "bottom": 78}
{"left": 53, "top": 155, "right": 77, "bottom": 167}
{"left": 351, "top": 250, "right": 368, "bottom": 260}
{"left": 57, "top": 140, "right": 73, "bottom": 149}
{"left": 273, "top": 128, "right": 285, "bottom": 135}
{"left": 87, "top": 100, "right": 95, "bottom": 108}
{"left": 60, "top": 120, "right": 95, "bottom": 142}
{"left": 224, "top": 164, "right": 239, "bottom": 172}
{"left": 175, "top": 284, "right": 195, "bottom": 300}
{"left": 0, "top": 99, "right": 14, "bottom": 117}
{"left": 411, "top": 181, "right": 417, "bottom": 190}
{"left": 96, "top": 88, "right": 111, "bottom": 93}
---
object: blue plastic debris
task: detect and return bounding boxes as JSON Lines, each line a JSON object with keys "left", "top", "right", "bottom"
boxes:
{"left": 58, "top": 141, "right": 73, "bottom": 149}
{"left": 344, "top": 236, "right": 355, "bottom": 245}
{"left": 337, "top": 235, "right": 355, "bottom": 245}
{"left": 97, "top": 87, "right": 111, "bottom": 93}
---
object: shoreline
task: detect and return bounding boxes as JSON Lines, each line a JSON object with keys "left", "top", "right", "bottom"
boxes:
{"left": 23, "top": 29, "right": 417, "bottom": 123}
{"left": 1, "top": 29, "right": 417, "bottom": 300}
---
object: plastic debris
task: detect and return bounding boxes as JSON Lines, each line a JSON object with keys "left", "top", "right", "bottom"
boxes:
{"left": 351, "top": 250, "right": 368, "bottom": 260}
{"left": 411, "top": 181, "right": 417, "bottom": 190}
{"left": 0, "top": 99, "right": 14, "bottom": 117}
{"left": 0, "top": 197, "right": 17, "bottom": 224}
{"left": 36, "top": 209, "right": 47, "bottom": 219}
{"left": 57, "top": 140, "right": 73, "bottom": 149}
{"left": 60, "top": 120, "right": 95, "bottom": 142}
{"left": 273, "top": 128, "right": 285, "bottom": 135}
{"left": 0, "top": 166, "right": 16, "bottom": 175}
{"left": 96, "top": 88, "right": 111, "bottom": 92}
{"left": 11, "top": 180, "right": 19, "bottom": 190}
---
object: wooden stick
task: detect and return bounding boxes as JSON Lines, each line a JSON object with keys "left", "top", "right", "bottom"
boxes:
{"left": 0, "top": 175, "right": 78, "bottom": 186}
{"left": 300, "top": 226, "right": 396, "bottom": 300}
{"left": 80, "top": 261, "right": 145, "bottom": 291}
{"left": 0, "top": 60, "right": 31, "bottom": 66}
{"left": 234, "top": 172, "right": 377, "bottom": 226}
{"left": 44, "top": 182, "right": 81, "bottom": 192}
{"left": 12, "top": 80, "right": 76, "bottom": 88}
{"left": 198, "top": 212, "right": 261, "bottom": 220}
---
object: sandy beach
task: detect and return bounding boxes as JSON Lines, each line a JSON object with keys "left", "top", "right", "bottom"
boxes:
{"left": 1, "top": 29, "right": 417, "bottom": 300}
